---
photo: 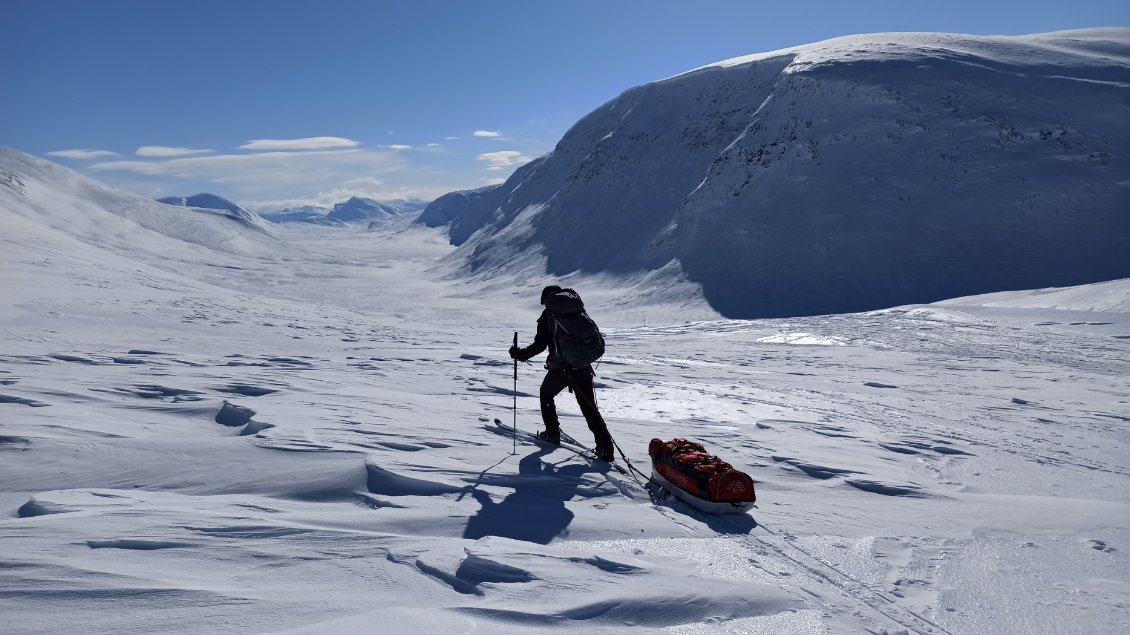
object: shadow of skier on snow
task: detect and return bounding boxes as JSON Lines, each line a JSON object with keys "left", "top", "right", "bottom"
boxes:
{"left": 462, "top": 446, "right": 598, "bottom": 544}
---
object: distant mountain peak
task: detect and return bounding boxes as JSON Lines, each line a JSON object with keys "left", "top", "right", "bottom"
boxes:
{"left": 156, "top": 193, "right": 268, "bottom": 230}
{"left": 259, "top": 196, "right": 429, "bottom": 225}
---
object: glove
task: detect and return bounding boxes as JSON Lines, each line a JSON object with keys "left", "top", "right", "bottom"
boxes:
{"left": 509, "top": 345, "right": 522, "bottom": 360}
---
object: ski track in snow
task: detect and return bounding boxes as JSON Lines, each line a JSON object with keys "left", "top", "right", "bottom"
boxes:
{"left": 2, "top": 198, "right": 1129, "bottom": 631}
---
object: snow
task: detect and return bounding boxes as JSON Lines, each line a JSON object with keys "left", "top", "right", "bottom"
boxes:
{"left": 423, "top": 28, "right": 1130, "bottom": 318}
{"left": 937, "top": 278, "right": 1130, "bottom": 313}
{"left": 1, "top": 146, "right": 1127, "bottom": 633}
{"left": 261, "top": 197, "right": 428, "bottom": 226}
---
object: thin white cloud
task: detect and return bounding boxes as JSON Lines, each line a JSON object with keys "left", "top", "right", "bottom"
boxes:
{"left": 386, "top": 144, "right": 412, "bottom": 150}
{"left": 47, "top": 149, "right": 118, "bottom": 160}
{"left": 136, "top": 146, "right": 213, "bottom": 157}
{"left": 239, "top": 136, "right": 360, "bottom": 151}
{"left": 90, "top": 148, "right": 406, "bottom": 197}
{"left": 244, "top": 181, "right": 448, "bottom": 213}
{"left": 477, "top": 150, "right": 532, "bottom": 171}
{"left": 473, "top": 130, "right": 501, "bottom": 138}
{"left": 426, "top": 143, "right": 441, "bottom": 147}
{"left": 342, "top": 176, "right": 385, "bottom": 189}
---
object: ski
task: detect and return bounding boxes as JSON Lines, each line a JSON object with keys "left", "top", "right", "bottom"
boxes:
{"left": 492, "top": 418, "right": 628, "bottom": 475}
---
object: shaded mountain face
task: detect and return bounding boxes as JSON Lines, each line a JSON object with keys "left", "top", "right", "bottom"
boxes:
{"left": 424, "top": 29, "right": 1130, "bottom": 318}
{"left": 415, "top": 184, "right": 507, "bottom": 245}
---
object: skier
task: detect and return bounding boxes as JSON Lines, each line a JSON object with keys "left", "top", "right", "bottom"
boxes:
{"left": 509, "top": 285, "right": 615, "bottom": 462}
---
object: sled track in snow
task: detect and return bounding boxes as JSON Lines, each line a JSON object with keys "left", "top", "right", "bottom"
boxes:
{"left": 747, "top": 520, "right": 952, "bottom": 635}
{"left": 621, "top": 468, "right": 948, "bottom": 635}
{"left": 636, "top": 472, "right": 951, "bottom": 633}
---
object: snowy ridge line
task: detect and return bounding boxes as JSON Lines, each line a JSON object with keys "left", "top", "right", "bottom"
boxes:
{"left": 427, "top": 28, "right": 1130, "bottom": 318}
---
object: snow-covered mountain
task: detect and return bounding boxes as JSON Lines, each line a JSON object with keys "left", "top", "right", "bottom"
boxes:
{"left": 416, "top": 184, "right": 504, "bottom": 243}
{"left": 260, "top": 205, "right": 338, "bottom": 225}
{"left": 263, "top": 197, "right": 429, "bottom": 226}
{"left": 156, "top": 192, "right": 268, "bottom": 230}
{"left": 1, "top": 148, "right": 279, "bottom": 264}
{"left": 380, "top": 197, "right": 430, "bottom": 215}
{"left": 426, "top": 28, "right": 1130, "bottom": 318}
{"left": 328, "top": 196, "right": 401, "bottom": 223}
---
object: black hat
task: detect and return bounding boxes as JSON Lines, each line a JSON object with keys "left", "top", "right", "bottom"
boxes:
{"left": 540, "top": 285, "right": 563, "bottom": 305}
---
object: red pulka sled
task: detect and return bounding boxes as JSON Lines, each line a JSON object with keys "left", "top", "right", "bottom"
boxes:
{"left": 648, "top": 438, "right": 757, "bottom": 515}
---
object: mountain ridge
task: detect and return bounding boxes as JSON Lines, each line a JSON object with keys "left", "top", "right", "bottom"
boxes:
{"left": 423, "top": 28, "right": 1130, "bottom": 318}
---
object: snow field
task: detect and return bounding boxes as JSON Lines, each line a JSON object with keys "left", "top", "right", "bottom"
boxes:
{"left": 2, "top": 149, "right": 1129, "bottom": 632}
{"left": 2, "top": 205, "right": 1120, "bottom": 628}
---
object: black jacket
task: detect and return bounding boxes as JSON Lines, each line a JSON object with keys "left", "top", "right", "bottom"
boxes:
{"left": 514, "top": 310, "right": 567, "bottom": 369}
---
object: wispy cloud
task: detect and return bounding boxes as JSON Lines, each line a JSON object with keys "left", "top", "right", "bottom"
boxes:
{"left": 242, "top": 175, "right": 448, "bottom": 212}
{"left": 477, "top": 150, "right": 532, "bottom": 171}
{"left": 473, "top": 130, "right": 501, "bottom": 138}
{"left": 47, "top": 149, "right": 117, "bottom": 160}
{"left": 386, "top": 144, "right": 412, "bottom": 150}
{"left": 90, "top": 148, "right": 406, "bottom": 198}
{"left": 136, "top": 146, "right": 213, "bottom": 157}
{"left": 238, "top": 136, "right": 360, "bottom": 151}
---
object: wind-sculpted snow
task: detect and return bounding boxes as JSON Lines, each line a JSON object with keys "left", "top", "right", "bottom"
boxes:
{"left": 1, "top": 173, "right": 1128, "bottom": 633}
{"left": 426, "top": 29, "right": 1130, "bottom": 318}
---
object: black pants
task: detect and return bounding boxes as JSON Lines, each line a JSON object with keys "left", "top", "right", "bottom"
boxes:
{"left": 540, "top": 366, "right": 613, "bottom": 453}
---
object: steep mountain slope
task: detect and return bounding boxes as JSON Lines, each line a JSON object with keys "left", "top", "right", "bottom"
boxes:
{"left": 416, "top": 184, "right": 508, "bottom": 244}
{"left": 0, "top": 147, "right": 283, "bottom": 294}
{"left": 429, "top": 29, "right": 1130, "bottom": 318}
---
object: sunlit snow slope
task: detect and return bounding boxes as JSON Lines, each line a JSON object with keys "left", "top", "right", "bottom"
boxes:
{"left": 2, "top": 149, "right": 1128, "bottom": 634}
{"left": 426, "top": 29, "right": 1130, "bottom": 318}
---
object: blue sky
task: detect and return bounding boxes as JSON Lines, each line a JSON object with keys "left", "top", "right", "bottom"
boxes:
{"left": 3, "top": 0, "right": 1126, "bottom": 210}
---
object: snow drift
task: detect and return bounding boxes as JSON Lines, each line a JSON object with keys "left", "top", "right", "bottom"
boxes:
{"left": 425, "top": 29, "right": 1130, "bottom": 318}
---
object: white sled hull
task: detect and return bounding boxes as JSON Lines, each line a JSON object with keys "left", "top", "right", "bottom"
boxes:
{"left": 650, "top": 469, "right": 754, "bottom": 516}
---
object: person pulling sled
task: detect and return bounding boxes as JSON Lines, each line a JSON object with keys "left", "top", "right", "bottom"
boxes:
{"left": 509, "top": 286, "right": 615, "bottom": 462}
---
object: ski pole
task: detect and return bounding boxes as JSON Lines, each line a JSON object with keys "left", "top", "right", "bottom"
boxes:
{"left": 512, "top": 331, "right": 518, "bottom": 455}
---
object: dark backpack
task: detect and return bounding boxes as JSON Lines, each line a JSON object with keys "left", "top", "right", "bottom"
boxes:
{"left": 543, "top": 289, "right": 605, "bottom": 368}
